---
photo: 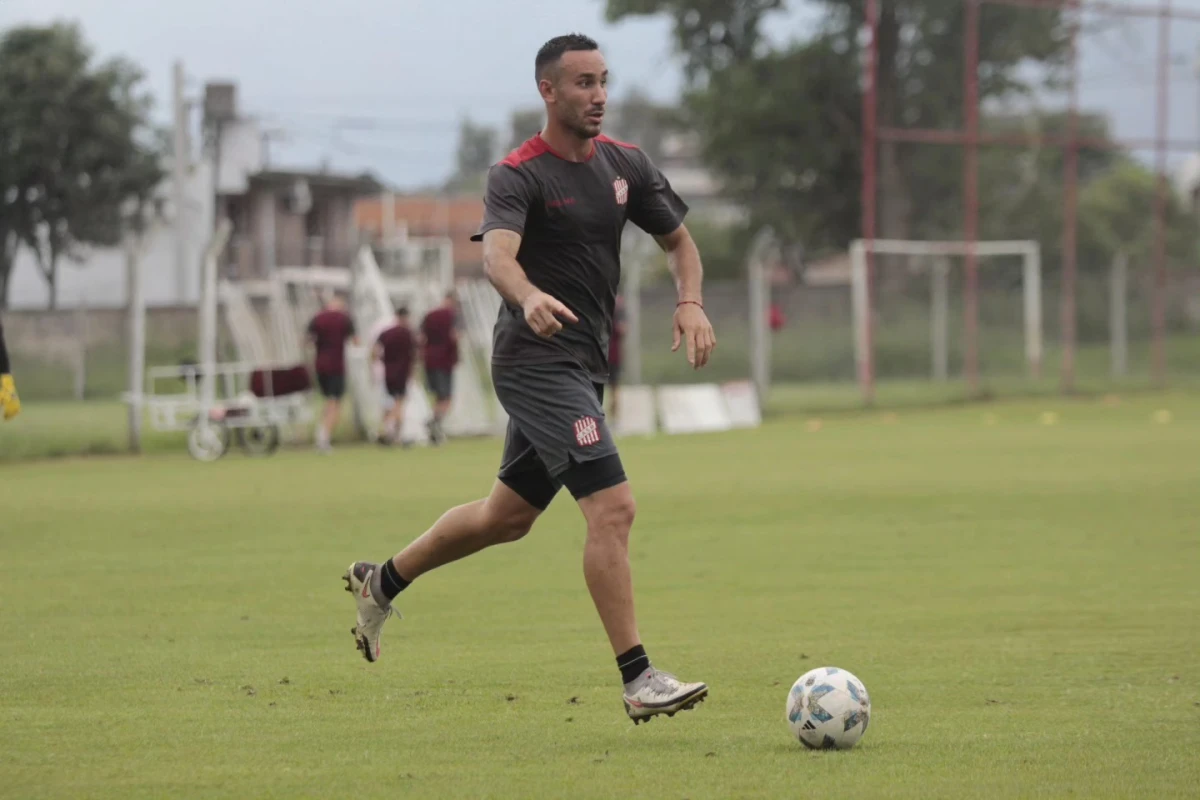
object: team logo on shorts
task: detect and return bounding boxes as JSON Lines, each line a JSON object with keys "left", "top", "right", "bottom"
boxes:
{"left": 573, "top": 416, "right": 601, "bottom": 446}
{"left": 613, "top": 177, "right": 629, "bottom": 206}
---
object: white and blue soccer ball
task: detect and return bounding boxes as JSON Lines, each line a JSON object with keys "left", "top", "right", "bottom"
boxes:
{"left": 785, "top": 666, "right": 871, "bottom": 750}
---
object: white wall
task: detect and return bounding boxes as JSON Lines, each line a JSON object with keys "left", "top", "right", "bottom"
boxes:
{"left": 6, "top": 118, "right": 263, "bottom": 311}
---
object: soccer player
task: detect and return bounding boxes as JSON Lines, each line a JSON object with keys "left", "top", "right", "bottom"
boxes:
{"left": 373, "top": 307, "right": 417, "bottom": 445}
{"left": 342, "top": 33, "right": 716, "bottom": 724}
{"left": 420, "top": 291, "right": 459, "bottom": 445}
{"left": 0, "top": 316, "right": 20, "bottom": 421}
{"left": 307, "top": 295, "right": 358, "bottom": 452}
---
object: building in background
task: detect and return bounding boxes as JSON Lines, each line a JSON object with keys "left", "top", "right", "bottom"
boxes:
{"left": 6, "top": 79, "right": 382, "bottom": 310}
{"left": 223, "top": 169, "right": 382, "bottom": 280}
{"left": 355, "top": 195, "right": 484, "bottom": 276}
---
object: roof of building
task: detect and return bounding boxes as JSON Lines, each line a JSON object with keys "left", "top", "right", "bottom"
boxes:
{"left": 250, "top": 169, "right": 384, "bottom": 194}
{"left": 355, "top": 193, "right": 485, "bottom": 271}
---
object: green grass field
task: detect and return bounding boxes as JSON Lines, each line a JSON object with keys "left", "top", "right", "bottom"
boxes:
{"left": 2, "top": 393, "right": 1199, "bottom": 798}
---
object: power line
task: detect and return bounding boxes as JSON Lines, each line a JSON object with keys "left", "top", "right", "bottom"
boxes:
{"left": 256, "top": 109, "right": 466, "bottom": 131}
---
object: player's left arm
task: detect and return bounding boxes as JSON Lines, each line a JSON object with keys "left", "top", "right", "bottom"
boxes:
{"left": 653, "top": 225, "right": 716, "bottom": 369}
{"left": 627, "top": 149, "right": 716, "bottom": 368}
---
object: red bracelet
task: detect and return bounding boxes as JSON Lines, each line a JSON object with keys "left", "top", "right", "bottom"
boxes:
{"left": 676, "top": 300, "right": 704, "bottom": 310}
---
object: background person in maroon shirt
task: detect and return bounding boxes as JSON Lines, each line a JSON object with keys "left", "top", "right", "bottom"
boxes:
{"left": 420, "top": 291, "right": 459, "bottom": 444}
{"left": 373, "top": 307, "right": 416, "bottom": 446}
{"left": 307, "top": 295, "right": 358, "bottom": 451}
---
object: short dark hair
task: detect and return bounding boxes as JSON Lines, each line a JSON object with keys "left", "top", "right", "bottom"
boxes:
{"left": 535, "top": 33, "right": 599, "bottom": 82}
{"left": 396, "top": 306, "right": 409, "bottom": 317}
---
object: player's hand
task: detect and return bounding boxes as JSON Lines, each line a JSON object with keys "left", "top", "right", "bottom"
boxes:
{"left": 0, "top": 374, "right": 21, "bottom": 421}
{"left": 522, "top": 291, "right": 578, "bottom": 338}
{"left": 672, "top": 302, "right": 716, "bottom": 369}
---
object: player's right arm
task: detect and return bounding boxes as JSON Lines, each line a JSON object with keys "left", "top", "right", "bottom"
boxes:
{"left": 474, "top": 162, "right": 576, "bottom": 338}
{"left": 482, "top": 229, "right": 577, "bottom": 338}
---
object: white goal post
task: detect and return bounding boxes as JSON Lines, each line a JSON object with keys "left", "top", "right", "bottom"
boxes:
{"left": 849, "top": 238, "right": 1043, "bottom": 389}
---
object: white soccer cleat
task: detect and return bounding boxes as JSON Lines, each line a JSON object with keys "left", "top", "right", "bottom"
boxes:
{"left": 342, "top": 561, "right": 398, "bottom": 663}
{"left": 622, "top": 668, "right": 708, "bottom": 724}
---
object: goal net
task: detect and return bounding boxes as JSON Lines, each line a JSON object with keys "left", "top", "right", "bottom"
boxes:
{"left": 849, "top": 239, "right": 1043, "bottom": 399}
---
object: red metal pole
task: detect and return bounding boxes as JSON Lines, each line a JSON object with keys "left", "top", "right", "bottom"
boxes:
{"left": 964, "top": 0, "right": 981, "bottom": 394}
{"left": 1061, "top": 9, "right": 1080, "bottom": 393}
{"left": 1152, "top": 0, "right": 1170, "bottom": 387}
{"left": 860, "top": 0, "right": 879, "bottom": 404}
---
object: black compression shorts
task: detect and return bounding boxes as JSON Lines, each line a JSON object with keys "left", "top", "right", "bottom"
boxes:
{"left": 492, "top": 362, "right": 627, "bottom": 509}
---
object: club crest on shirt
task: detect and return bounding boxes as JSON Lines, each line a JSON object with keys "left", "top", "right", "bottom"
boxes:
{"left": 613, "top": 177, "right": 629, "bottom": 206}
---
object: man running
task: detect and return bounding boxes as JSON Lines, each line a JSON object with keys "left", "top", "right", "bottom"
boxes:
{"left": 420, "top": 291, "right": 459, "bottom": 445}
{"left": 342, "top": 33, "right": 716, "bottom": 724}
{"left": 307, "top": 295, "right": 357, "bottom": 452}
{"left": 373, "top": 307, "right": 417, "bottom": 445}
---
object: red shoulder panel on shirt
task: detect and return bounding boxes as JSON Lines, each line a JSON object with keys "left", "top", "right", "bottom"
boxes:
{"left": 596, "top": 134, "right": 641, "bottom": 150}
{"left": 499, "top": 136, "right": 551, "bottom": 168}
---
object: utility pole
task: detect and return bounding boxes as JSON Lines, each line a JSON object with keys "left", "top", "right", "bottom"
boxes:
{"left": 127, "top": 232, "right": 145, "bottom": 453}
{"left": 172, "top": 60, "right": 189, "bottom": 305}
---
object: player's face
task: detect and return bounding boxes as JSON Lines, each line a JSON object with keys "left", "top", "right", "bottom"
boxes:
{"left": 545, "top": 50, "right": 608, "bottom": 139}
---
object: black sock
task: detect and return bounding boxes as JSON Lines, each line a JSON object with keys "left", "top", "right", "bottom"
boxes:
{"left": 369, "top": 558, "right": 410, "bottom": 607}
{"left": 617, "top": 644, "right": 651, "bottom": 685}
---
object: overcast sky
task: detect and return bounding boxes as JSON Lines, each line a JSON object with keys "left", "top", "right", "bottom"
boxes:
{"left": 4, "top": 0, "right": 1200, "bottom": 190}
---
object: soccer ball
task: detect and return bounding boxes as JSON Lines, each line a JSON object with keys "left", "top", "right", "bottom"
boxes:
{"left": 785, "top": 666, "right": 871, "bottom": 750}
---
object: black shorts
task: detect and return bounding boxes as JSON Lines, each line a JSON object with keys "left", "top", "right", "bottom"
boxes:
{"left": 316, "top": 372, "right": 346, "bottom": 399}
{"left": 385, "top": 374, "right": 409, "bottom": 398}
{"left": 608, "top": 361, "right": 622, "bottom": 387}
{"left": 426, "top": 368, "right": 453, "bottom": 402}
{"left": 492, "top": 362, "right": 627, "bottom": 509}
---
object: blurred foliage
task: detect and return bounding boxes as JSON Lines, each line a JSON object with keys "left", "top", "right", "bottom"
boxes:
{"left": 1077, "top": 160, "right": 1198, "bottom": 272}
{"left": 445, "top": 118, "right": 497, "bottom": 194}
{"left": 600, "top": 0, "right": 1195, "bottom": 278}
{"left": 0, "top": 22, "right": 163, "bottom": 308}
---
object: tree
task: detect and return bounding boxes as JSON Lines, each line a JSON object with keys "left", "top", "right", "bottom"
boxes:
{"left": 445, "top": 118, "right": 497, "bottom": 194}
{"left": 686, "top": 34, "right": 861, "bottom": 252}
{"left": 603, "top": 0, "right": 1072, "bottom": 250}
{"left": 607, "top": 87, "right": 685, "bottom": 164}
{"left": 603, "top": 0, "right": 787, "bottom": 83}
{"left": 506, "top": 108, "right": 544, "bottom": 154}
{"left": 1077, "top": 160, "right": 1197, "bottom": 271}
{"left": 0, "top": 22, "right": 163, "bottom": 308}
{"left": 814, "top": 0, "right": 1069, "bottom": 239}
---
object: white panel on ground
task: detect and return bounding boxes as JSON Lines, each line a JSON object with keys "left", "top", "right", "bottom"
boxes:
{"left": 721, "top": 380, "right": 762, "bottom": 428}
{"left": 613, "top": 385, "right": 657, "bottom": 437}
{"left": 657, "top": 384, "right": 733, "bottom": 435}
